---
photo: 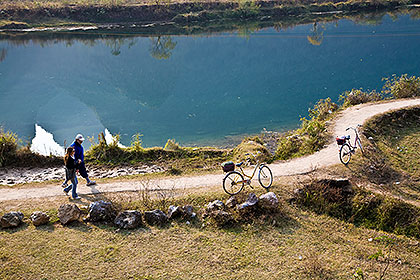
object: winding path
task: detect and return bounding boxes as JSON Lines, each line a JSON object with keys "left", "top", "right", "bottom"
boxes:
{"left": 1, "top": 98, "right": 420, "bottom": 202}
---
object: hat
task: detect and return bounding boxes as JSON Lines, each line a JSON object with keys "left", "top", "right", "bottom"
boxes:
{"left": 75, "top": 134, "right": 85, "bottom": 141}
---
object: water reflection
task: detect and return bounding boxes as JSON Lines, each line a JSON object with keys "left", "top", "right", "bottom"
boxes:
{"left": 0, "top": 48, "right": 6, "bottom": 62}
{"left": 149, "top": 36, "right": 177, "bottom": 60}
{"left": 307, "top": 22, "right": 325, "bottom": 46}
{"left": 1, "top": 8, "right": 420, "bottom": 150}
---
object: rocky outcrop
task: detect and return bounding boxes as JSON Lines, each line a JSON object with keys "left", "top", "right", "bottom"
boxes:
{"left": 0, "top": 211, "right": 24, "bottom": 228}
{"left": 58, "top": 204, "right": 81, "bottom": 225}
{"left": 144, "top": 210, "right": 169, "bottom": 226}
{"left": 114, "top": 210, "right": 143, "bottom": 229}
{"left": 30, "top": 211, "right": 50, "bottom": 226}
{"left": 85, "top": 200, "right": 117, "bottom": 223}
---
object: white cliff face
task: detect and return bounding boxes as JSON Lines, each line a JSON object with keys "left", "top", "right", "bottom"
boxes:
{"left": 30, "top": 124, "right": 65, "bottom": 156}
{"left": 104, "top": 128, "right": 126, "bottom": 148}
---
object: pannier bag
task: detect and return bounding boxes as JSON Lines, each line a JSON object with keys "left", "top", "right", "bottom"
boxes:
{"left": 336, "top": 135, "right": 350, "bottom": 145}
{"left": 221, "top": 161, "right": 235, "bottom": 172}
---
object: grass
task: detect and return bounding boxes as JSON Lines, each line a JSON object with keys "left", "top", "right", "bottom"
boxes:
{"left": 2, "top": 182, "right": 420, "bottom": 279}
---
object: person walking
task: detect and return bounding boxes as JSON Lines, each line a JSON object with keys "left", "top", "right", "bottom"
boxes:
{"left": 63, "top": 147, "right": 81, "bottom": 200}
{"left": 71, "top": 134, "right": 96, "bottom": 186}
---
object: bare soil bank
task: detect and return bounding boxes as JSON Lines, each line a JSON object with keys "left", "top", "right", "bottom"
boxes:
{"left": 1, "top": 0, "right": 420, "bottom": 30}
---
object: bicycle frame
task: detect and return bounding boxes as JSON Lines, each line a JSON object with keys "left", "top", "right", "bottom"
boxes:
{"left": 236, "top": 153, "right": 263, "bottom": 183}
{"left": 346, "top": 125, "right": 362, "bottom": 150}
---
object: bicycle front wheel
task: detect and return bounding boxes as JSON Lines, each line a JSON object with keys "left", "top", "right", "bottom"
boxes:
{"left": 223, "top": 171, "right": 244, "bottom": 195}
{"left": 258, "top": 165, "right": 273, "bottom": 189}
{"left": 339, "top": 143, "right": 352, "bottom": 165}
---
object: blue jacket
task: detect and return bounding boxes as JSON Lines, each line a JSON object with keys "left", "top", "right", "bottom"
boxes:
{"left": 71, "top": 141, "right": 84, "bottom": 163}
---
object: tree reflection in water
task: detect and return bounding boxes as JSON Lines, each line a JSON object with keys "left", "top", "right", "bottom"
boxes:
{"left": 307, "top": 22, "right": 325, "bottom": 46}
{"left": 149, "top": 36, "right": 177, "bottom": 60}
{"left": 0, "top": 48, "right": 6, "bottom": 63}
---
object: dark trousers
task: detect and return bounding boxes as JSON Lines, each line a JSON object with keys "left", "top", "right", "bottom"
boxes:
{"left": 78, "top": 162, "right": 89, "bottom": 179}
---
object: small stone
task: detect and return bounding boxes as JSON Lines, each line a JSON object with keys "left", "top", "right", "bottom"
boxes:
{"left": 206, "top": 200, "right": 225, "bottom": 212}
{"left": 114, "top": 210, "right": 143, "bottom": 229}
{"left": 58, "top": 204, "right": 81, "bottom": 225}
{"left": 85, "top": 200, "right": 117, "bottom": 223}
{"left": 30, "top": 211, "right": 50, "bottom": 226}
{"left": 259, "top": 192, "right": 279, "bottom": 210}
{"left": 144, "top": 210, "right": 169, "bottom": 226}
{"left": 226, "top": 196, "right": 238, "bottom": 208}
{"left": 168, "top": 205, "right": 184, "bottom": 219}
{"left": 0, "top": 212, "right": 24, "bottom": 228}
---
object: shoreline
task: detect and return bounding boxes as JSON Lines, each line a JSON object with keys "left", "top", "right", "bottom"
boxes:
{"left": 1, "top": 0, "right": 420, "bottom": 31}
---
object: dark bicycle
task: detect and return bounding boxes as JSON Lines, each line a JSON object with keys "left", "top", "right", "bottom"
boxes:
{"left": 336, "top": 124, "right": 364, "bottom": 165}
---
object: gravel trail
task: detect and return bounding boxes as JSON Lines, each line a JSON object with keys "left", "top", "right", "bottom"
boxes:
{"left": 1, "top": 98, "right": 420, "bottom": 202}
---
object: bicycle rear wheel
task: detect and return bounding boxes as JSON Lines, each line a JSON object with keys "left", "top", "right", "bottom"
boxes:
{"left": 258, "top": 165, "right": 273, "bottom": 189}
{"left": 223, "top": 171, "right": 244, "bottom": 195}
{"left": 339, "top": 143, "right": 352, "bottom": 165}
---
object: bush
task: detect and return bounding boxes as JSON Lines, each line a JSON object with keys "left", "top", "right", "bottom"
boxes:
{"left": 338, "top": 89, "right": 383, "bottom": 107}
{"left": 308, "top": 97, "right": 338, "bottom": 121}
{"left": 0, "top": 128, "right": 18, "bottom": 167}
{"left": 382, "top": 74, "right": 420, "bottom": 98}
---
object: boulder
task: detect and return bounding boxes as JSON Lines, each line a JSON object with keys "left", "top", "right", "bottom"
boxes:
{"left": 58, "top": 204, "right": 81, "bottom": 225}
{"left": 114, "top": 210, "right": 143, "bottom": 229}
{"left": 226, "top": 196, "right": 238, "bottom": 208}
{"left": 211, "top": 210, "right": 234, "bottom": 227}
{"left": 85, "top": 200, "right": 117, "bottom": 223}
{"left": 168, "top": 205, "right": 184, "bottom": 219}
{"left": 182, "top": 205, "right": 196, "bottom": 219}
{"left": 206, "top": 200, "right": 225, "bottom": 212}
{"left": 0, "top": 212, "right": 24, "bottom": 228}
{"left": 30, "top": 211, "right": 50, "bottom": 226}
{"left": 259, "top": 192, "right": 279, "bottom": 210}
{"left": 144, "top": 210, "right": 169, "bottom": 226}
{"left": 237, "top": 193, "right": 259, "bottom": 213}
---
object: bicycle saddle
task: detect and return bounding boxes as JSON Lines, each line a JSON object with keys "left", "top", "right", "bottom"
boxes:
{"left": 236, "top": 162, "right": 244, "bottom": 167}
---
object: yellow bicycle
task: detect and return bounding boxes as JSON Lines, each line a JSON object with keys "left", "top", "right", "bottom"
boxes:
{"left": 222, "top": 152, "right": 273, "bottom": 195}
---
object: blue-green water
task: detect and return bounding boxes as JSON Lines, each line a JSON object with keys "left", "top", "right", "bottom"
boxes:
{"left": 1, "top": 13, "right": 420, "bottom": 151}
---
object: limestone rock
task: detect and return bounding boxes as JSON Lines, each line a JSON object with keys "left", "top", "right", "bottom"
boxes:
{"left": 182, "top": 205, "right": 196, "bottom": 219}
{"left": 0, "top": 211, "right": 24, "bottom": 228}
{"left": 85, "top": 200, "right": 117, "bottom": 223}
{"left": 58, "top": 204, "right": 81, "bottom": 225}
{"left": 168, "top": 205, "right": 184, "bottom": 219}
{"left": 114, "top": 210, "right": 143, "bottom": 229}
{"left": 259, "top": 192, "right": 279, "bottom": 210}
{"left": 212, "top": 210, "right": 234, "bottom": 227}
{"left": 206, "top": 200, "right": 225, "bottom": 212}
{"left": 144, "top": 210, "right": 169, "bottom": 226}
{"left": 237, "top": 193, "right": 259, "bottom": 212}
{"left": 226, "top": 196, "right": 238, "bottom": 208}
{"left": 30, "top": 211, "right": 50, "bottom": 226}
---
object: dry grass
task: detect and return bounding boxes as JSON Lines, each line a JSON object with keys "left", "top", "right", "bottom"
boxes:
{"left": 1, "top": 179, "right": 420, "bottom": 279}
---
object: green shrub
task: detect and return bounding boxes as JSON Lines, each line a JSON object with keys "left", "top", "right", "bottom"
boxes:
{"left": 163, "top": 139, "right": 181, "bottom": 152}
{"left": 0, "top": 128, "right": 18, "bottom": 167}
{"left": 382, "top": 74, "right": 420, "bottom": 98}
{"left": 338, "top": 89, "right": 383, "bottom": 107}
{"left": 308, "top": 97, "right": 338, "bottom": 121}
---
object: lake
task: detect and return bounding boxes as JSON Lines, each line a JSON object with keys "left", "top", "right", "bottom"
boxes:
{"left": 1, "top": 10, "right": 420, "bottom": 154}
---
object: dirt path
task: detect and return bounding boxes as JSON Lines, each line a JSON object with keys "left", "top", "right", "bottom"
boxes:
{"left": 1, "top": 98, "right": 420, "bottom": 202}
